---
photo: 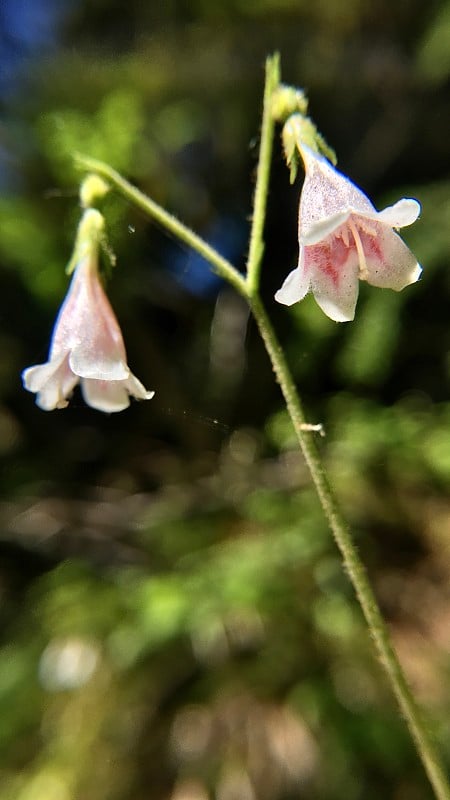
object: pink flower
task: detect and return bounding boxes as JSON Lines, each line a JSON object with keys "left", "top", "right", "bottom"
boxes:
{"left": 22, "top": 227, "right": 154, "bottom": 412}
{"left": 275, "top": 145, "right": 422, "bottom": 322}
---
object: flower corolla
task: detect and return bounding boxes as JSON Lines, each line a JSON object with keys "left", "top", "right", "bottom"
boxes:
{"left": 22, "top": 209, "right": 154, "bottom": 412}
{"left": 275, "top": 145, "right": 422, "bottom": 322}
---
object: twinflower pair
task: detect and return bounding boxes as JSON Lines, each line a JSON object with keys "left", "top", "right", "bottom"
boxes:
{"left": 22, "top": 145, "right": 421, "bottom": 412}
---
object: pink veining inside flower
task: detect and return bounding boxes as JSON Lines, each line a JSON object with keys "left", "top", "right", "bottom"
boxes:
{"left": 22, "top": 255, "right": 154, "bottom": 412}
{"left": 275, "top": 145, "right": 422, "bottom": 322}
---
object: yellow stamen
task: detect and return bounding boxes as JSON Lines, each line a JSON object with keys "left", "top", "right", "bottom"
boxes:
{"left": 349, "top": 218, "right": 369, "bottom": 280}
{"left": 340, "top": 225, "right": 350, "bottom": 247}
{"left": 358, "top": 219, "right": 377, "bottom": 237}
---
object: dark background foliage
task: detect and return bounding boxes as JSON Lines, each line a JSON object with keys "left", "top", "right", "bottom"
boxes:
{"left": 0, "top": 1, "right": 449, "bottom": 798}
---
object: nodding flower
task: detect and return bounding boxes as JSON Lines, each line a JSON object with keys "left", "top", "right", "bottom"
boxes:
{"left": 275, "top": 144, "right": 422, "bottom": 322}
{"left": 22, "top": 209, "right": 154, "bottom": 412}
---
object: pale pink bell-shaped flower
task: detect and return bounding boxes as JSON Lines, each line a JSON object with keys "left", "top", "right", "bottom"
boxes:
{"left": 275, "top": 145, "right": 422, "bottom": 322}
{"left": 22, "top": 214, "right": 154, "bottom": 412}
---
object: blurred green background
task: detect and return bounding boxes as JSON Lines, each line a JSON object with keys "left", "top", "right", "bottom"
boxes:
{"left": 0, "top": 1, "right": 449, "bottom": 798}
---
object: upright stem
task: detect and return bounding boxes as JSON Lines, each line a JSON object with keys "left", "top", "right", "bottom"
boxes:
{"left": 245, "top": 58, "right": 449, "bottom": 800}
{"left": 249, "top": 295, "right": 450, "bottom": 800}
{"left": 246, "top": 54, "right": 280, "bottom": 295}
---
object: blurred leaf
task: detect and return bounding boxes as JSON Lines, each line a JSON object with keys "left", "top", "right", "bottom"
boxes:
{"left": 417, "top": 2, "right": 450, "bottom": 83}
{"left": 38, "top": 89, "right": 145, "bottom": 182}
{"left": 0, "top": 198, "right": 65, "bottom": 302}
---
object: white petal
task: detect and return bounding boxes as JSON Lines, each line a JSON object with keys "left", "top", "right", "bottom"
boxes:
{"left": 274, "top": 265, "right": 310, "bottom": 306}
{"left": 36, "top": 370, "right": 79, "bottom": 410}
{"left": 22, "top": 354, "right": 66, "bottom": 393}
{"left": 301, "top": 211, "right": 351, "bottom": 245}
{"left": 373, "top": 198, "right": 421, "bottom": 228}
{"left": 308, "top": 243, "right": 360, "bottom": 322}
{"left": 81, "top": 379, "right": 131, "bottom": 413}
{"left": 312, "top": 274, "right": 359, "bottom": 322}
{"left": 36, "top": 385, "right": 70, "bottom": 411}
{"left": 299, "top": 146, "right": 375, "bottom": 241}
{"left": 359, "top": 225, "right": 422, "bottom": 291}
{"left": 51, "top": 254, "right": 129, "bottom": 381}
{"left": 124, "top": 373, "right": 155, "bottom": 401}
{"left": 22, "top": 355, "right": 78, "bottom": 410}
{"left": 69, "top": 350, "right": 129, "bottom": 381}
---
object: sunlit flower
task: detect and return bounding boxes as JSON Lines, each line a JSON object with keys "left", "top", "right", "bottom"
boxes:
{"left": 22, "top": 210, "right": 154, "bottom": 412}
{"left": 275, "top": 144, "right": 422, "bottom": 322}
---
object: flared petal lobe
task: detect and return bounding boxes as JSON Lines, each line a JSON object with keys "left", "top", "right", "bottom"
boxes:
{"left": 375, "top": 198, "right": 420, "bottom": 228}
{"left": 22, "top": 354, "right": 78, "bottom": 410}
{"left": 357, "top": 223, "right": 422, "bottom": 291}
{"left": 276, "top": 233, "right": 361, "bottom": 322}
{"left": 306, "top": 239, "right": 360, "bottom": 322}
{"left": 274, "top": 266, "right": 310, "bottom": 306}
